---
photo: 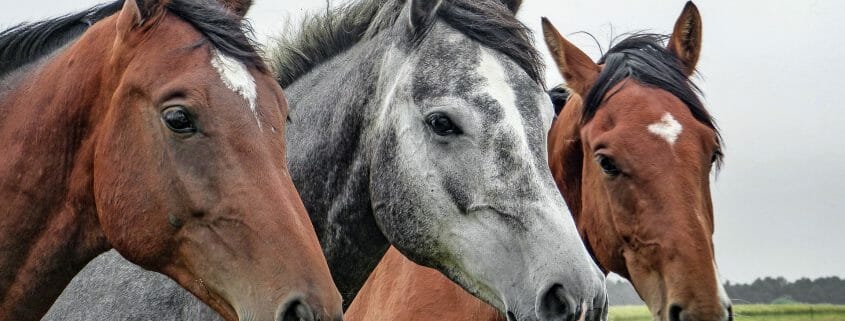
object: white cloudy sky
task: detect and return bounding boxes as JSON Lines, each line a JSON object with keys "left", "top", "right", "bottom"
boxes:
{"left": 2, "top": 0, "right": 843, "bottom": 283}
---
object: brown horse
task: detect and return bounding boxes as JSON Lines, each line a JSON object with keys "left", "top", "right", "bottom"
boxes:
{"left": 0, "top": 0, "right": 342, "bottom": 320}
{"left": 346, "top": 2, "right": 732, "bottom": 321}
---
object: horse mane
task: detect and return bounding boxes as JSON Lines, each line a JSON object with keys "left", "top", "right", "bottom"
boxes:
{"left": 0, "top": 2, "right": 122, "bottom": 77}
{"left": 166, "top": 0, "right": 265, "bottom": 70}
{"left": 0, "top": 0, "right": 264, "bottom": 78}
{"left": 268, "top": 0, "right": 544, "bottom": 88}
{"left": 581, "top": 33, "right": 723, "bottom": 165}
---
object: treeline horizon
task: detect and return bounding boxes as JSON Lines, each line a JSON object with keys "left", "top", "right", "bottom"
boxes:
{"left": 607, "top": 276, "right": 845, "bottom": 306}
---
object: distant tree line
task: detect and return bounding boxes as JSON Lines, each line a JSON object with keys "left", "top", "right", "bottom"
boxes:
{"left": 606, "top": 279, "right": 645, "bottom": 305}
{"left": 726, "top": 276, "right": 845, "bottom": 305}
{"left": 607, "top": 276, "right": 845, "bottom": 306}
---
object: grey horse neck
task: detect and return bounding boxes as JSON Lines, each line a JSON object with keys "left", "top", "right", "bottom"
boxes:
{"left": 283, "top": 30, "right": 397, "bottom": 305}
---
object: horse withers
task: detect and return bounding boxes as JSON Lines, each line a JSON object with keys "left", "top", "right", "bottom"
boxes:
{"left": 346, "top": 2, "right": 732, "bottom": 321}
{"left": 0, "top": 1, "right": 341, "bottom": 320}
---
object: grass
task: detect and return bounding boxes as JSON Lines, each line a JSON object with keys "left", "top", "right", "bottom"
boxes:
{"left": 609, "top": 304, "right": 845, "bottom": 321}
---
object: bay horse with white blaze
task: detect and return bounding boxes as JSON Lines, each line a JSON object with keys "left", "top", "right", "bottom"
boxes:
{"left": 0, "top": 0, "right": 343, "bottom": 320}
{"left": 345, "top": 2, "right": 732, "bottom": 321}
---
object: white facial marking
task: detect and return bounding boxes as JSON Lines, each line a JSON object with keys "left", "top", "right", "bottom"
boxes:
{"left": 647, "top": 112, "right": 683, "bottom": 145}
{"left": 478, "top": 49, "right": 533, "bottom": 162}
{"left": 477, "top": 49, "right": 561, "bottom": 208}
{"left": 210, "top": 49, "right": 261, "bottom": 129}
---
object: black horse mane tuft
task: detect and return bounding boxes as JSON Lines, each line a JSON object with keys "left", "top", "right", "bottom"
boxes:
{"left": 0, "top": 0, "right": 264, "bottom": 78}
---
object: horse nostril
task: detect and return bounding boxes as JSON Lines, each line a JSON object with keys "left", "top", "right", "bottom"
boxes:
{"left": 538, "top": 284, "right": 578, "bottom": 321}
{"left": 668, "top": 304, "right": 683, "bottom": 321}
{"left": 278, "top": 300, "right": 315, "bottom": 321}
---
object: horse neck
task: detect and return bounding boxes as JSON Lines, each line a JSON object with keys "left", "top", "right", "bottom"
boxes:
{"left": 549, "top": 101, "right": 612, "bottom": 274}
{"left": 284, "top": 36, "right": 393, "bottom": 306}
{"left": 549, "top": 100, "right": 586, "bottom": 222}
{"left": 0, "top": 26, "right": 115, "bottom": 320}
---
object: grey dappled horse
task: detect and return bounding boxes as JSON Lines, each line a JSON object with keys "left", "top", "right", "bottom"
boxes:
{"left": 47, "top": 0, "right": 607, "bottom": 320}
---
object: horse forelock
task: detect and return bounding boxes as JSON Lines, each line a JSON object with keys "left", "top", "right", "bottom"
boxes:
{"left": 269, "top": 0, "right": 543, "bottom": 88}
{"left": 165, "top": 0, "right": 265, "bottom": 71}
{"left": 580, "top": 33, "right": 723, "bottom": 167}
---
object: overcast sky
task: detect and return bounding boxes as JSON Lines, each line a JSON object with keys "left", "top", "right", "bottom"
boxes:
{"left": 2, "top": 0, "right": 843, "bottom": 284}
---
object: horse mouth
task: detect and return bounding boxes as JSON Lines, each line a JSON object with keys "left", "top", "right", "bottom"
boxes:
{"left": 505, "top": 301, "right": 600, "bottom": 321}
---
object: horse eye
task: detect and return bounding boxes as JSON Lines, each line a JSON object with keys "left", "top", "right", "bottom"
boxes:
{"left": 162, "top": 106, "right": 196, "bottom": 134}
{"left": 596, "top": 154, "right": 621, "bottom": 177}
{"left": 425, "top": 112, "right": 462, "bottom": 136}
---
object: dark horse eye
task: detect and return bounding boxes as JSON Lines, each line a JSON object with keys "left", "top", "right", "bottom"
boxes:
{"left": 596, "top": 154, "right": 621, "bottom": 177}
{"left": 162, "top": 106, "right": 196, "bottom": 134}
{"left": 426, "top": 112, "right": 461, "bottom": 136}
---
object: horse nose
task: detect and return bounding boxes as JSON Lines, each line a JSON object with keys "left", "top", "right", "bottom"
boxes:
{"left": 277, "top": 299, "right": 343, "bottom": 321}
{"left": 668, "top": 303, "right": 733, "bottom": 321}
{"left": 726, "top": 304, "right": 734, "bottom": 321}
{"left": 537, "top": 284, "right": 579, "bottom": 321}
{"left": 669, "top": 303, "right": 683, "bottom": 321}
{"left": 277, "top": 299, "right": 316, "bottom": 321}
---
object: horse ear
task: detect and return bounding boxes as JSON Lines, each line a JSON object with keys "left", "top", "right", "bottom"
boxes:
{"left": 668, "top": 1, "right": 702, "bottom": 77}
{"left": 220, "top": 0, "right": 253, "bottom": 18}
{"left": 116, "top": 0, "right": 143, "bottom": 35}
{"left": 541, "top": 18, "right": 599, "bottom": 98}
{"left": 549, "top": 85, "right": 570, "bottom": 116}
{"left": 116, "top": 0, "right": 166, "bottom": 35}
{"left": 502, "top": 0, "right": 522, "bottom": 13}
{"left": 407, "top": 0, "right": 443, "bottom": 33}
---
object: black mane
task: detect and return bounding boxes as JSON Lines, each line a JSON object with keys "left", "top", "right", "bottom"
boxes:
{"left": 0, "top": 2, "right": 121, "bottom": 77}
{"left": 438, "top": 0, "right": 544, "bottom": 86}
{"left": 0, "top": 0, "right": 263, "bottom": 78}
{"left": 269, "top": 0, "right": 544, "bottom": 88}
{"left": 582, "top": 34, "right": 722, "bottom": 161}
{"left": 167, "top": 0, "right": 264, "bottom": 70}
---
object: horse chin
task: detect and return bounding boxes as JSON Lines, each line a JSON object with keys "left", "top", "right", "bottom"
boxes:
{"left": 160, "top": 266, "right": 288, "bottom": 321}
{"left": 158, "top": 266, "right": 239, "bottom": 321}
{"left": 625, "top": 259, "right": 729, "bottom": 321}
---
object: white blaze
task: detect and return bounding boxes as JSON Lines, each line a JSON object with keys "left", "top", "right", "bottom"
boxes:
{"left": 647, "top": 112, "right": 683, "bottom": 145}
{"left": 210, "top": 49, "right": 261, "bottom": 129}
{"left": 478, "top": 49, "right": 532, "bottom": 162}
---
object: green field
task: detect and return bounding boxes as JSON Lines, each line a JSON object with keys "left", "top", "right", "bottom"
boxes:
{"left": 609, "top": 304, "right": 845, "bottom": 321}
